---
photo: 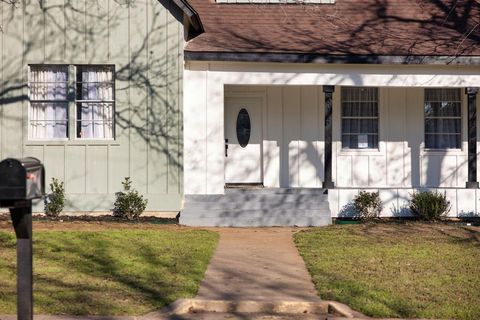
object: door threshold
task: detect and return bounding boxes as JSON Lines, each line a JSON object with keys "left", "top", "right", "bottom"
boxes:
{"left": 225, "top": 183, "right": 264, "bottom": 189}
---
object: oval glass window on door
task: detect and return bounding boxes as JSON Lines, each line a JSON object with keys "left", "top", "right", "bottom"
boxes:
{"left": 236, "top": 108, "right": 251, "bottom": 148}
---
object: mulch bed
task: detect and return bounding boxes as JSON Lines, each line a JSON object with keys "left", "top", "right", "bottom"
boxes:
{"left": 0, "top": 213, "right": 179, "bottom": 231}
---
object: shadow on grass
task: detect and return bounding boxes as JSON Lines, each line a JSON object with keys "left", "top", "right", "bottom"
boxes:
{"left": 1, "top": 230, "right": 218, "bottom": 315}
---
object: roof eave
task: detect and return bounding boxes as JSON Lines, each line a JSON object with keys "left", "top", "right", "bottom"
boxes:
{"left": 184, "top": 51, "right": 480, "bottom": 65}
{"left": 171, "top": 0, "right": 204, "bottom": 39}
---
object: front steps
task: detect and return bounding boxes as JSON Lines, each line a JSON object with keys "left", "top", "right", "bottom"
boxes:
{"left": 179, "top": 188, "right": 331, "bottom": 227}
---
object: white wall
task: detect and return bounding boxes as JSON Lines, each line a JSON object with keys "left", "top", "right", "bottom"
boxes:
{"left": 183, "top": 62, "right": 480, "bottom": 216}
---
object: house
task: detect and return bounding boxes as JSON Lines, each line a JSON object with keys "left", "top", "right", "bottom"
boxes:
{"left": 0, "top": 0, "right": 201, "bottom": 214}
{"left": 1, "top": 0, "right": 479, "bottom": 226}
{"left": 179, "top": 0, "right": 480, "bottom": 226}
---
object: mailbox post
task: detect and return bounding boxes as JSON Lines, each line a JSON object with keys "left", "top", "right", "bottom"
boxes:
{"left": 0, "top": 157, "right": 44, "bottom": 320}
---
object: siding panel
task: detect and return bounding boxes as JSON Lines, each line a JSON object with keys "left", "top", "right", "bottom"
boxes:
{"left": 129, "top": 1, "right": 149, "bottom": 193}
{"left": 147, "top": 1, "right": 168, "bottom": 194}
{"left": 86, "top": 146, "right": 108, "bottom": 193}
{"left": 166, "top": 8, "right": 181, "bottom": 194}
{"left": 2, "top": 4, "right": 24, "bottom": 158}
{"left": 45, "top": 0, "right": 65, "bottom": 62}
{"left": 299, "top": 86, "right": 320, "bottom": 187}
{"left": 65, "top": 145, "right": 86, "bottom": 194}
{"left": 44, "top": 145, "right": 65, "bottom": 184}
{"left": 283, "top": 86, "right": 300, "bottom": 187}
{"left": 65, "top": 0, "right": 86, "bottom": 62}
{"left": 86, "top": 0, "right": 109, "bottom": 62}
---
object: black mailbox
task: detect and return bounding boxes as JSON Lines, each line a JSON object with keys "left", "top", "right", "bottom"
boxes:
{"left": 0, "top": 157, "right": 44, "bottom": 202}
{"left": 0, "top": 157, "right": 44, "bottom": 320}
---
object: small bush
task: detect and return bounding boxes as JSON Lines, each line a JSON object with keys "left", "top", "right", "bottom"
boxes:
{"left": 353, "top": 191, "right": 382, "bottom": 221}
{"left": 44, "top": 178, "right": 65, "bottom": 218}
{"left": 409, "top": 191, "right": 450, "bottom": 221}
{"left": 113, "top": 177, "right": 148, "bottom": 220}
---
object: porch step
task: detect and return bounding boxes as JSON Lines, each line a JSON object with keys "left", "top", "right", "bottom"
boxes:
{"left": 224, "top": 187, "right": 328, "bottom": 195}
{"left": 180, "top": 188, "right": 331, "bottom": 227}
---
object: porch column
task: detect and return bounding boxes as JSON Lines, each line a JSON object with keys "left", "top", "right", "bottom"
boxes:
{"left": 466, "top": 87, "right": 479, "bottom": 189}
{"left": 323, "top": 85, "right": 335, "bottom": 189}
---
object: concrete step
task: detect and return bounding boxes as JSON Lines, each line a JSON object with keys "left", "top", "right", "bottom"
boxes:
{"left": 183, "top": 200, "right": 330, "bottom": 211}
{"left": 185, "top": 194, "right": 328, "bottom": 204}
{"left": 180, "top": 188, "right": 332, "bottom": 227}
{"left": 181, "top": 209, "right": 330, "bottom": 219}
{"left": 180, "top": 215, "right": 332, "bottom": 227}
{"left": 225, "top": 187, "right": 327, "bottom": 195}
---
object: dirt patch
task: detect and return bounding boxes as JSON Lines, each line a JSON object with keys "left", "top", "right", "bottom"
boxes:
{"left": 336, "top": 221, "right": 480, "bottom": 242}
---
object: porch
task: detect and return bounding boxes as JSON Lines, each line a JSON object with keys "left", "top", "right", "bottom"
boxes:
{"left": 182, "top": 63, "right": 480, "bottom": 225}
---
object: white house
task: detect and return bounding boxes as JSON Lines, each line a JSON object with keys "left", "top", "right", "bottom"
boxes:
{"left": 179, "top": 0, "right": 480, "bottom": 226}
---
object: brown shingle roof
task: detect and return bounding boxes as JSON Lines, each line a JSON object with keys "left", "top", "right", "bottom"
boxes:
{"left": 185, "top": 0, "right": 480, "bottom": 58}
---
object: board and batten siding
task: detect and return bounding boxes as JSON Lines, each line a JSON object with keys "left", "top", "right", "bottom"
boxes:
{"left": 0, "top": 0, "right": 184, "bottom": 212}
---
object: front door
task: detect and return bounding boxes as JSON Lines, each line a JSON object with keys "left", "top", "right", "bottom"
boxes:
{"left": 225, "top": 97, "right": 262, "bottom": 185}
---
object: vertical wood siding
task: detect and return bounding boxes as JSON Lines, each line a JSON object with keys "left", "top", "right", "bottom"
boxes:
{"left": 0, "top": 0, "right": 184, "bottom": 212}
{"left": 226, "top": 85, "right": 478, "bottom": 183}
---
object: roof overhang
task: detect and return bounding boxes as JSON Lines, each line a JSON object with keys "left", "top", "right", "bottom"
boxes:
{"left": 162, "top": 0, "right": 204, "bottom": 40}
{"left": 184, "top": 51, "right": 480, "bottom": 65}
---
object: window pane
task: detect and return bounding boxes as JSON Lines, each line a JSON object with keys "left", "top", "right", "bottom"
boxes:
{"left": 29, "top": 102, "right": 68, "bottom": 139}
{"left": 342, "top": 134, "right": 378, "bottom": 149}
{"left": 29, "top": 66, "right": 68, "bottom": 101}
{"left": 76, "top": 102, "right": 114, "bottom": 139}
{"left": 425, "top": 119, "right": 461, "bottom": 134}
{"left": 425, "top": 134, "right": 460, "bottom": 149}
{"left": 76, "top": 65, "right": 114, "bottom": 101}
{"left": 342, "top": 101, "right": 378, "bottom": 117}
{"left": 425, "top": 88, "right": 460, "bottom": 102}
{"left": 29, "top": 66, "right": 69, "bottom": 139}
{"left": 424, "top": 101, "right": 460, "bottom": 117}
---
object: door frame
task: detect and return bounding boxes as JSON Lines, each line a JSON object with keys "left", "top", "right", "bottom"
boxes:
{"left": 224, "top": 89, "right": 267, "bottom": 186}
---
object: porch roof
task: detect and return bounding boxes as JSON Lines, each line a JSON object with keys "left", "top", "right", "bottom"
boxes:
{"left": 185, "top": 0, "right": 480, "bottom": 64}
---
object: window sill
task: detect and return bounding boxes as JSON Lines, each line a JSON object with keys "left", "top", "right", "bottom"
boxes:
{"left": 421, "top": 148, "right": 466, "bottom": 156}
{"left": 25, "top": 140, "right": 120, "bottom": 146}
{"left": 338, "top": 148, "right": 383, "bottom": 156}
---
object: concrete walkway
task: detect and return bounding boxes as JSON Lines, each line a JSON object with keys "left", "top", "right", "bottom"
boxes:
{"left": 196, "top": 228, "right": 320, "bottom": 302}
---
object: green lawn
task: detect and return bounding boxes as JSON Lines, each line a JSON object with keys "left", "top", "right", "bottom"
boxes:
{"left": 0, "top": 227, "right": 218, "bottom": 315}
{"left": 294, "top": 223, "right": 480, "bottom": 320}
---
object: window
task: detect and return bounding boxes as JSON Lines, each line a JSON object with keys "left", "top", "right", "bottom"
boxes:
{"left": 28, "top": 66, "right": 69, "bottom": 139}
{"left": 424, "top": 88, "right": 461, "bottom": 149}
{"left": 341, "top": 87, "right": 379, "bottom": 149}
{"left": 76, "top": 66, "right": 114, "bottom": 139}
{"left": 236, "top": 108, "right": 251, "bottom": 148}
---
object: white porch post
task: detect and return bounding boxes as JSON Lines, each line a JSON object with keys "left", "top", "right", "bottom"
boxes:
{"left": 183, "top": 68, "right": 225, "bottom": 195}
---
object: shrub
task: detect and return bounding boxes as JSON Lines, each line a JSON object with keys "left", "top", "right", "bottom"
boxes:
{"left": 409, "top": 191, "right": 450, "bottom": 221}
{"left": 44, "top": 178, "right": 65, "bottom": 218}
{"left": 113, "top": 177, "right": 148, "bottom": 220}
{"left": 353, "top": 191, "right": 382, "bottom": 221}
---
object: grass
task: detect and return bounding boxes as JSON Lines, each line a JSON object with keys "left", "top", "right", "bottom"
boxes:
{"left": 294, "top": 222, "right": 480, "bottom": 320}
{"left": 0, "top": 225, "right": 218, "bottom": 315}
